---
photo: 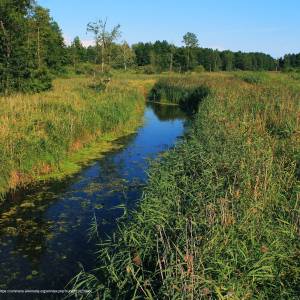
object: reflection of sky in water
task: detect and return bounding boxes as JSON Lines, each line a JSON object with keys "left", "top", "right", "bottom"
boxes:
{"left": 0, "top": 103, "right": 186, "bottom": 292}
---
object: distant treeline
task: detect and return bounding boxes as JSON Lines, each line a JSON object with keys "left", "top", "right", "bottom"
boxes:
{"left": 133, "top": 42, "right": 276, "bottom": 72}
{"left": 279, "top": 53, "right": 300, "bottom": 70}
{"left": 1, "top": 1, "right": 300, "bottom": 94}
{"left": 68, "top": 38, "right": 300, "bottom": 74}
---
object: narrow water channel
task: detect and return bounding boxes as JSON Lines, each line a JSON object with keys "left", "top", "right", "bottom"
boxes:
{"left": 0, "top": 102, "right": 187, "bottom": 294}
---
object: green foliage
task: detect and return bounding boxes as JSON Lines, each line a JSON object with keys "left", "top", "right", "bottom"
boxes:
{"left": 70, "top": 36, "right": 87, "bottom": 69}
{"left": 86, "top": 19, "right": 121, "bottom": 73}
{"left": 288, "top": 72, "right": 300, "bottom": 81}
{"left": 22, "top": 67, "right": 53, "bottom": 93}
{"left": 110, "top": 42, "right": 136, "bottom": 70}
{"left": 279, "top": 53, "right": 300, "bottom": 70}
{"left": 88, "top": 71, "right": 112, "bottom": 92}
{"left": 182, "top": 32, "right": 199, "bottom": 70}
{"left": 193, "top": 65, "right": 205, "bottom": 73}
{"left": 236, "top": 71, "right": 269, "bottom": 84}
{"left": 48, "top": 25, "right": 298, "bottom": 76}
{"left": 148, "top": 77, "right": 210, "bottom": 113}
{"left": 74, "top": 63, "right": 96, "bottom": 75}
{"left": 132, "top": 41, "right": 278, "bottom": 73}
{"left": 0, "top": 1, "right": 66, "bottom": 94}
{"left": 182, "top": 32, "right": 199, "bottom": 48}
{"left": 143, "top": 65, "right": 156, "bottom": 74}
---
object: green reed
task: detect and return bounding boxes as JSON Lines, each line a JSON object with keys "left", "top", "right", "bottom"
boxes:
{"left": 72, "top": 72, "right": 300, "bottom": 299}
{"left": 148, "top": 76, "right": 210, "bottom": 113}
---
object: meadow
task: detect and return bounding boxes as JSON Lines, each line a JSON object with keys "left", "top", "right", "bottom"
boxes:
{"left": 0, "top": 75, "right": 145, "bottom": 198}
{"left": 72, "top": 72, "right": 300, "bottom": 299}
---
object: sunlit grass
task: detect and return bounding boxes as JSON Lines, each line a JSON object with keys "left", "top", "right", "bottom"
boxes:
{"left": 72, "top": 72, "right": 300, "bottom": 299}
{"left": 0, "top": 76, "right": 145, "bottom": 198}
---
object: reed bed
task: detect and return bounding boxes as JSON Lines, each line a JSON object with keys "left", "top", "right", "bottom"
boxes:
{"left": 73, "top": 74, "right": 300, "bottom": 299}
{"left": 0, "top": 77, "right": 144, "bottom": 198}
{"left": 148, "top": 76, "right": 210, "bottom": 113}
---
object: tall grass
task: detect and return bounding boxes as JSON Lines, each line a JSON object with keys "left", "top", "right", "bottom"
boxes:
{"left": 234, "top": 71, "right": 269, "bottom": 84}
{"left": 148, "top": 77, "right": 210, "bottom": 113}
{"left": 0, "top": 76, "right": 144, "bottom": 198}
{"left": 72, "top": 74, "right": 300, "bottom": 299}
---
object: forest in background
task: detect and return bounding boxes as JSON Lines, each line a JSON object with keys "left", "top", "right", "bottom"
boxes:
{"left": 1, "top": 0, "right": 300, "bottom": 94}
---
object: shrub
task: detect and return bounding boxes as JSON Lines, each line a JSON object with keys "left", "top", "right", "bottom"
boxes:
{"left": 193, "top": 65, "right": 205, "bottom": 73}
{"left": 88, "top": 71, "right": 112, "bottom": 92}
{"left": 143, "top": 65, "right": 156, "bottom": 74}
{"left": 22, "top": 67, "right": 53, "bottom": 93}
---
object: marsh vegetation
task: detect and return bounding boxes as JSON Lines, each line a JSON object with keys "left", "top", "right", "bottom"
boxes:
{"left": 0, "top": 92, "right": 187, "bottom": 292}
{"left": 72, "top": 73, "right": 300, "bottom": 299}
{"left": 1, "top": 1, "right": 300, "bottom": 299}
{"left": 0, "top": 77, "right": 144, "bottom": 198}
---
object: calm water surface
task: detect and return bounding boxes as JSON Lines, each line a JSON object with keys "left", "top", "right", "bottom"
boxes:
{"left": 0, "top": 103, "right": 187, "bottom": 297}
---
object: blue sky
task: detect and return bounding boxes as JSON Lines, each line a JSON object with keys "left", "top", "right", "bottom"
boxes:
{"left": 38, "top": 0, "right": 300, "bottom": 58}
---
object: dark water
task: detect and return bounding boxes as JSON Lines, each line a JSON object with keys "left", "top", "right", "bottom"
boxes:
{"left": 0, "top": 103, "right": 186, "bottom": 297}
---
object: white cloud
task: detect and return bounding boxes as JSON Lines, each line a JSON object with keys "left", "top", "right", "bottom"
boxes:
{"left": 63, "top": 34, "right": 95, "bottom": 47}
{"left": 63, "top": 34, "right": 72, "bottom": 46}
{"left": 81, "top": 39, "right": 95, "bottom": 47}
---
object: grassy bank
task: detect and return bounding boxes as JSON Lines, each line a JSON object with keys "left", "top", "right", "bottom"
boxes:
{"left": 0, "top": 76, "right": 145, "bottom": 199}
{"left": 74, "top": 73, "right": 300, "bottom": 299}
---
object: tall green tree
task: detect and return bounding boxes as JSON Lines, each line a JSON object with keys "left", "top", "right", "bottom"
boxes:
{"left": 0, "top": 0, "right": 66, "bottom": 94}
{"left": 182, "top": 32, "right": 199, "bottom": 70}
{"left": 70, "top": 36, "right": 86, "bottom": 69}
{"left": 30, "top": 6, "right": 65, "bottom": 71}
{"left": 0, "top": 0, "right": 33, "bottom": 93}
{"left": 169, "top": 44, "right": 176, "bottom": 72}
{"left": 221, "top": 50, "right": 234, "bottom": 71}
{"left": 120, "top": 41, "right": 135, "bottom": 71}
{"left": 87, "top": 19, "right": 121, "bottom": 72}
{"left": 132, "top": 42, "right": 151, "bottom": 66}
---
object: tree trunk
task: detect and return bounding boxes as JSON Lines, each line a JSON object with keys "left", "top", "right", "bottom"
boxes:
{"left": 0, "top": 21, "right": 11, "bottom": 94}
{"left": 123, "top": 47, "right": 127, "bottom": 71}
{"left": 37, "top": 26, "right": 41, "bottom": 69}
{"left": 73, "top": 51, "right": 76, "bottom": 70}
{"left": 169, "top": 53, "right": 173, "bottom": 72}
{"left": 101, "top": 39, "right": 105, "bottom": 72}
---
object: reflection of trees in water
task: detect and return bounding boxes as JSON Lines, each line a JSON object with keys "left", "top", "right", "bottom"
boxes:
{"left": 147, "top": 102, "right": 186, "bottom": 121}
